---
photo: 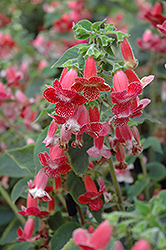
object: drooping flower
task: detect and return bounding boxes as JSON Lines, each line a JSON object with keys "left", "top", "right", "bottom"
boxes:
{"left": 43, "top": 119, "right": 59, "bottom": 148}
{"left": 78, "top": 175, "right": 104, "bottom": 211}
{"left": 28, "top": 168, "right": 52, "bottom": 201}
{"left": 136, "top": 29, "right": 160, "bottom": 51}
{"left": 6, "top": 66, "right": 24, "bottom": 88}
{"left": 115, "top": 143, "right": 128, "bottom": 170}
{"left": 111, "top": 69, "right": 143, "bottom": 107}
{"left": 124, "top": 69, "right": 154, "bottom": 89}
{"left": 71, "top": 56, "right": 111, "bottom": 101}
{"left": 18, "top": 193, "right": 49, "bottom": 218}
{"left": 144, "top": 2, "right": 166, "bottom": 28}
{"left": 157, "top": 20, "right": 166, "bottom": 34}
{"left": 87, "top": 136, "right": 111, "bottom": 159}
{"left": 17, "top": 218, "right": 40, "bottom": 242}
{"left": 73, "top": 220, "right": 113, "bottom": 250}
{"left": 38, "top": 151, "right": 71, "bottom": 179}
{"left": 115, "top": 163, "right": 134, "bottom": 183}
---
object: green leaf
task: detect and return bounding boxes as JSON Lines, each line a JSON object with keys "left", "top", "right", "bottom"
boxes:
{"left": 146, "top": 162, "right": 166, "bottom": 181}
{"left": 91, "top": 19, "right": 106, "bottom": 31}
{"left": 128, "top": 179, "right": 149, "bottom": 201}
{"left": 66, "top": 172, "right": 103, "bottom": 223}
{"left": 89, "top": 32, "right": 96, "bottom": 43}
{"left": 104, "top": 211, "right": 138, "bottom": 226}
{"left": 47, "top": 211, "right": 65, "bottom": 231}
{"left": 0, "top": 206, "right": 15, "bottom": 226}
{"left": 85, "top": 45, "right": 105, "bottom": 59}
{"left": 116, "top": 219, "right": 136, "bottom": 238}
{"left": 104, "top": 238, "right": 117, "bottom": 250}
{"left": 6, "top": 242, "right": 34, "bottom": 250}
{"left": 157, "top": 231, "right": 166, "bottom": 249}
{"left": 5, "top": 144, "right": 35, "bottom": 175}
{"left": 114, "top": 31, "right": 129, "bottom": 44}
{"left": 0, "top": 218, "right": 21, "bottom": 245}
{"left": 143, "top": 137, "right": 163, "bottom": 154}
{"left": 66, "top": 171, "right": 86, "bottom": 205}
{"left": 51, "top": 222, "right": 80, "bottom": 250}
{"left": 132, "top": 221, "right": 148, "bottom": 236}
{"left": 51, "top": 45, "right": 82, "bottom": 68}
{"left": 97, "top": 35, "right": 114, "bottom": 47}
{"left": 34, "top": 127, "right": 50, "bottom": 174}
{"left": 153, "top": 190, "right": 166, "bottom": 207}
{"left": 11, "top": 177, "right": 31, "bottom": 203}
{"left": 62, "top": 238, "right": 80, "bottom": 250}
{"left": 134, "top": 198, "right": 151, "bottom": 216}
{"left": 41, "top": 66, "right": 58, "bottom": 77}
{"left": 0, "top": 153, "right": 32, "bottom": 178}
{"left": 131, "top": 113, "right": 161, "bottom": 124}
{"left": 139, "top": 227, "right": 160, "bottom": 245}
{"left": 68, "top": 133, "right": 93, "bottom": 175}
{"left": 104, "top": 23, "right": 117, "bottom": 32}
{"left": 73, "top": 20, "right": 92, "bottom": 39}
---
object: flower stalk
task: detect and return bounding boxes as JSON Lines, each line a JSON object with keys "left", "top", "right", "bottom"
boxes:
{"left": 108, "top": 157, "right": 124, "bottom": 211}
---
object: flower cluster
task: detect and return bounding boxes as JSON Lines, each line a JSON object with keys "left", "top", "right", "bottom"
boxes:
{"left": 0, "top": 1, "right": 161, "bottom": 248}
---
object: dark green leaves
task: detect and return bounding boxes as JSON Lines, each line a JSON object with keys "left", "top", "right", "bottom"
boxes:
{"left": 68, "top": 133, "right": 93, "bottom": 175}
{"left": 48, "top": 211, "right": 65, "bottom": 231}
{"left": 0, "top": 153, "right": 31, "bottom": 177}
{"left": 66, "top": 171, "right": 86, "bottom": 205}
{"left": 143, "top": 136, "right": 163, "bottom": 154}
{"left": 147, "top": 162, "right": 166, "bottom": 181}
{"left": 51, "top": 222, "right": 80, "bottom": 250}
{"left": 5, "top": 144, "right": 35, "bottom": 175}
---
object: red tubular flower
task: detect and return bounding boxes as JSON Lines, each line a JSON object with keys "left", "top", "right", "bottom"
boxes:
{"left": 144, "top": 2, "right": 166, "bottom": 27}
{"left": 71, "top": 56, "right": 111, "bottom": 101}
{"left": 120, "top": 38, "right": 138, "bottom": 69}
{"left": 115, "top": 143, "right": 128, "bottom": 170}
{"left": 136, "top": 29, "right": 160, "bottom": 51}
{"left": 78, "top": 175, "right": 104, "bottom": 211}
{"left": 43, "top": 119, "right": 59, "bottom": 148}
{"left": 55, "top": 175, "right": 62, "bottom": 191}
{"left": 43, "top": 78, "right": 87, "bottom": 119}
{"left": 80, "top": 106, "right": 110, "bottom": 139}
{"left": 18, "top": 193, "right": 49, "bottom": 218}
{"left": 87, "top": 136, "right": 111, "bottom": 159}
{"left": 73, "top": 220, "right": 113, "bottom": 250}
{"left": 48, "top": 195, "right": 55, "bottom": 212}
{"left": 157, "top": 20, "right": 166, "bottom": 34}
{"left": 111, "top": 70, "right": 143, "bottom": 106}
{"left": 38, "top": 151, "right": 71, "bottom": 179}
{"left": 28, "top": 168, "right": 52, "bottom": 201}
{"left": 131, "top": 239, "right": 151, "bottom": 250}
{"left": 125, "top": 69, "right": 154, "bottom": 89}
{"left": 60, "top": 68, "right": 78, "bottom": 90}
{"left": 6, "top": 66, "right": 24, "bottom": 88}
{"left": 53, "top": 13, "right": 72, "bottom": 33}
{"left": 17, "top": 218, "right": 40, "bottom": 242}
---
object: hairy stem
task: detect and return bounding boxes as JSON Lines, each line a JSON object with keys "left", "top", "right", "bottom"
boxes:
{"left": 108, "top": 157, "right": 124, "bottom": 210}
